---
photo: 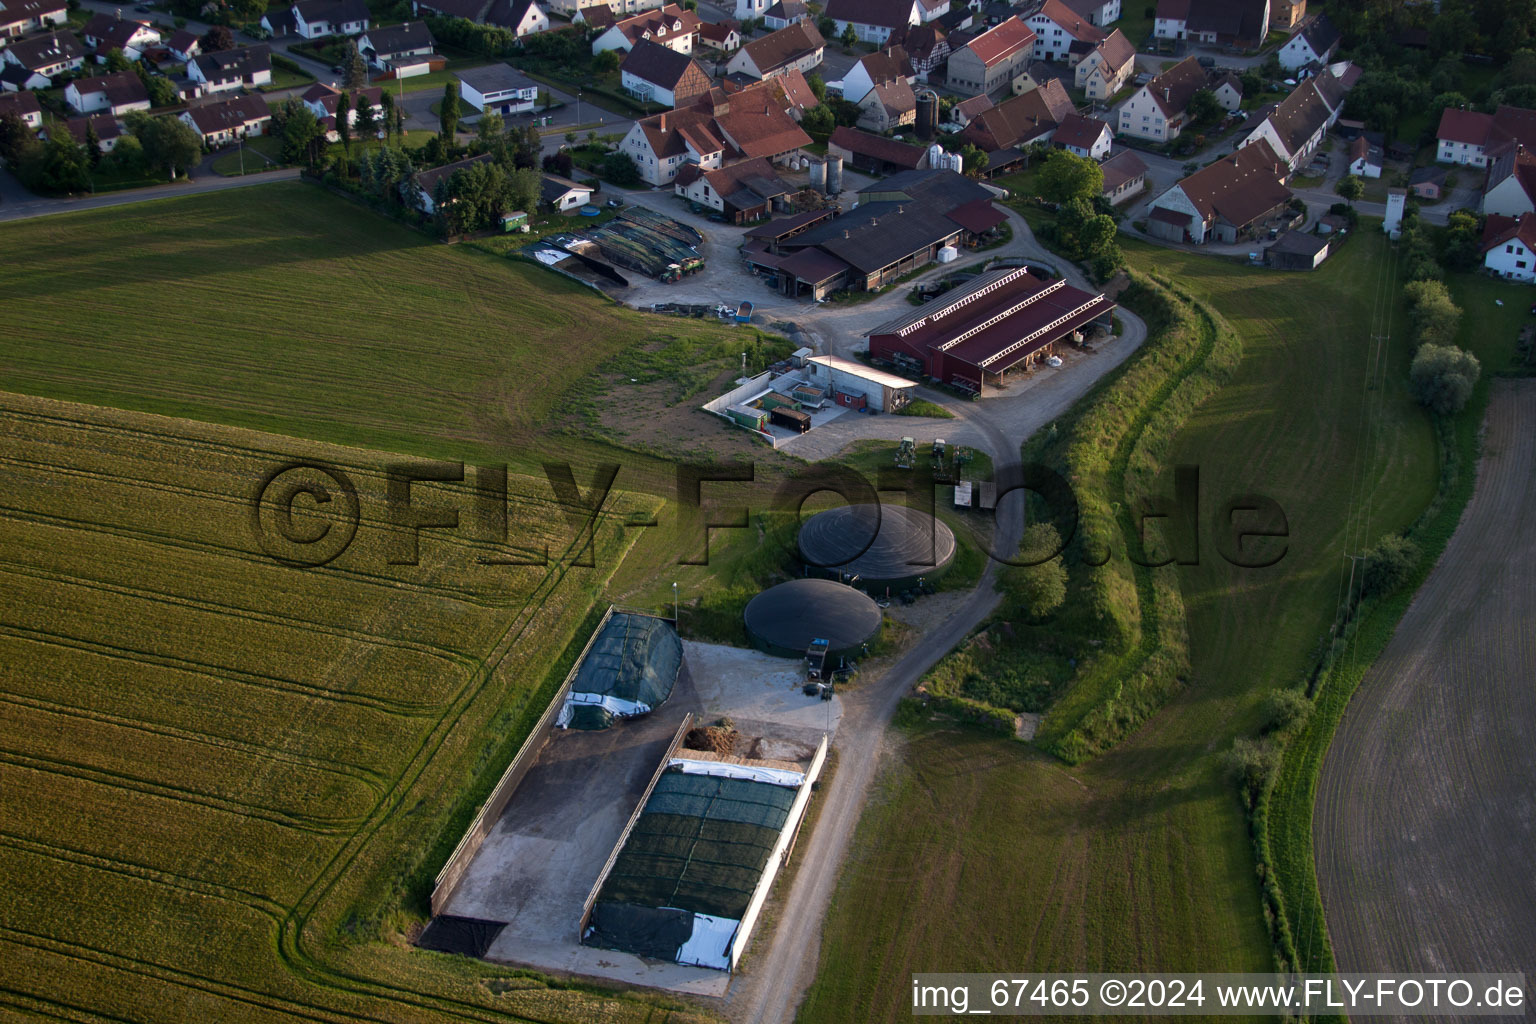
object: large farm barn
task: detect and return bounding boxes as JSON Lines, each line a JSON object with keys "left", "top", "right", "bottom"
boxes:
{"left": 866, "top": 265, "right": 1116, "bottom": 393}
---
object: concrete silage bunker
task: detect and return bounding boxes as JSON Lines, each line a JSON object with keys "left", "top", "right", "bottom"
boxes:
{"left": 796, "top": 502, "right": 956, "bottom": 590}
{"left": 741, "top": 578, "right": 881, "bottom": 660}
{"left": 557, "top": 611, "right": 682, "bottom": 730}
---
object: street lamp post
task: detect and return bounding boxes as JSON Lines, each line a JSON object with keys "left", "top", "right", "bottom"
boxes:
{"left": 672, "top": 581, "right": 679, "bottom": 624}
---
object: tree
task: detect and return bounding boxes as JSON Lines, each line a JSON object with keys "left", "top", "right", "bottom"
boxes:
{"left": 342, "top": 41, "right": 369, "bottom": 90}
{"left": 355, "top": 92, "right": 376, "bottom": 144}
{"left": 0, "top": 111, "right": 35, "bottom": 166}
{"left": 440, "top": 81, "right": 460, "bottom": 141}
{"left": 1334, "top": 173, "right": 1364, "bottom": 206}
{"left": 475, "top": 111, "right": 506, "bottom": 161}
{"left": 273, "top": 98, "right": 326, "bottom": 167}
{"left": 513, "top": 122, "right": 539, "bottom": 169}
{"left": 1361, "top": 534, "right": 1419, "bottom": 599}
{"left": 379, "top": 90, "right": 395, "bottom": 143}
{"left": 1260, "top": 689, "right": 1311, "bottom": 734}
{"left": 806, "top": 72, "right": 827, "bottom": 102}
{"left": 1186, "top": 87, "right": 1221, "bottom": 126}
{"left": 84, "top": 121, "right": 102, "bottom": 168}
{"left": 127, "top": 113, "right": 202, "bottom": 179}
{"left": 957, "top": 142, "right": 987, "bottom": 176}
{"left": 592, "top": 48, "right": 620, "bottom": 73}
{"left": 104, "top": 47, "right": 133, "bottom": 72}
{"left": 800, "top": 102, "right": 834, "bottom": 135}
{"left": 839, "top": 22, "right": 856, "bottom": 47}
{"left": 1036, "top": 150, "right": 1102, "bottom": 205}
{"left": 1441, "top": 209, "right": 1483, "bottom": 271}
{"left": 1001, "top": 523, "right": 1068, "bottom": 619}
{"left": 1506, "top": 47, "right": 1536, "bottom": 87}
{"left": 1409, "top": 344, "right": 1481, "bottom": 415}
{"left": 542, "top": 149, "right": 573, "bottom": 175}
{"left": 507, "top": 165, "right": 540, "bottom": 214}
{"left": 135, "top": 64, "right": 180, "bottom": 107}
{"left": 601, "top": 150, "right": 640, "bottom": 186}
{"left": 201, "top": 25, "right": 234, "bottom": 51}
{"left": 336, "top": 90, "right": 352, "bottom": 153}
{"left": 1402, "top": 279, "right": 1462, "bottom": 348}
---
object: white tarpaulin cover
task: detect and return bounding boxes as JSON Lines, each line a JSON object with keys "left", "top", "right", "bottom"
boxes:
{"left": 668, "top": 757, "right": 806, "bottom": 788}
{"left": 674, "top": 913, "right": 738, "bottom": 970}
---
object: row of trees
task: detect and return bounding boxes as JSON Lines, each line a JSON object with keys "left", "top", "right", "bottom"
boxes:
{"left": 1030, "top": 150, "right": 1124, "bottom": 281}
{"left": 0, "top": 110, "right": 202, "bottom": 194}
{"left": 1403, "top": 278, "right": 1482, "bottom": 415}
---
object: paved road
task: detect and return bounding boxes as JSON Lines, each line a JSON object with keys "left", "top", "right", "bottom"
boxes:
{"left": 0, "top": 166, "right": 299, "bottom": 222}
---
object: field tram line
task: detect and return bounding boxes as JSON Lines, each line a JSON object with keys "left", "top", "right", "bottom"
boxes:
{"left": 0, "top": 928, "right": 390, "bottom": 1024}
{"left": 271, "top": 530, "right": 639, "bottom": 1023}
{"left": 0, "top": 750, "right": 369, "bottom": 837}
{"left": 0, "top": 624, "right": 438, "bottom": 718}
{"left": 0, "top": 559, "right": 476, "bottom": 673}
{"left": 0, "top": 986, "right": 141, "bottom": 1024}
{"left": 0, "top": 692, "right": 388, "bottom": 789}
{"left": 0, "top": 832, "right": 289, "bottom": 919}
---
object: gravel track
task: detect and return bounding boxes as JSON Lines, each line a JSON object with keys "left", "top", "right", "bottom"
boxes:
{"left": 1314, "top": 380, "right": 1536, "bottom": 990}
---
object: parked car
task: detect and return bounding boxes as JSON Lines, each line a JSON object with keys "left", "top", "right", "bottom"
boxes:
{"left": 330, "top": 64, "right": 343, "bottom": 73}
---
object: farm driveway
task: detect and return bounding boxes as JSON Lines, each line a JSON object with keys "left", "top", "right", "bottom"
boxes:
{"left": 1314, "top": 380, "right": 1536, "bottom": 986}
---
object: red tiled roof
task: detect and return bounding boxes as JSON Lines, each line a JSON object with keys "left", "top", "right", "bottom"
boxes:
{"left": 1144, "top": 55, "right": 1207, "bottom": 118}
{"left": 1086, "top": 27, "right": 1135, "bottom": 76}
{"left": 1481, "top": 212, "right": 1536, "bottom": 253}
{"left": 828, "top": 124, "right": 926, "bottom": 168}
{"left": 945, "top": 197, "right": 1004, "bottom": 233}
{"left": 613, "top": 4, "right": 700, "bottom": 45}
{"left": 1052, "top": 112, "right": 1108, "bottom": 151}
{"left": 1171, "top": 138, "right": 1292, "bottom": 228}
{"left": 961, "top": 15, "right": 1034, "bottom": 67}
{"left": 1033, "top": 0, "right": 1104, "bottom": 44}
{"left": 1435, "top": 106, "right": 1492, "bottom": 147}
{"left": 739, "top": 19, "right": 823, "bottom": 74}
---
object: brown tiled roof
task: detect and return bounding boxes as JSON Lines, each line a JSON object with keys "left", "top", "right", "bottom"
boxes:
{"left": 699, "top": 19, "right": 736, "bottom": 43}
{"left": 954, "top": 93, "right": 992, "bottom": 120}
{"left": 1261, "top": 77, "right": 1339, "bottom": 157}
{"left": 1099, "top": 148, "right": 1146, "bottom": 192}
{"left": 740, "top": 20, "right": 823, "bottom": 74}
{"left": 828, "top": 124, "right": 926, "bottom": 167}
{"left": 71, "top": 70, "right": 148, "bottom": 107}
{"left": 415, "top": 152, "right": 493, "bottom": 195}
{"left": 1481, "top": 211, "right": 1536, "bottom": 253}
{"left": 582, "top": 4, "right": 615, "bottom": 28}
{"left": 1052, "top": 112, "right": 1109, "bottom": 150}
{"left": 714, "top": 93, "right": 810, "bottom": 156}
{"left": 184, "top": 93, "right": 271, "bottom": 135}
{"left": 855, "top": 46, "right": 910, "bottom": 86}
{"left": 613, "top": 4, "right": 700, "bottom": 46}
{"left": 891, "top": 22, "right": 945, "bottom": 60}
{"left": 867, "top": 77, "right": 916, "bottom": 117}
{"left": 302, "top": 82, "right": 383, "bottom": 115}
{"left": 1033, "top": 0, "right": 1104, "bottom": 43}
{"left": 82, "top": 12, "right": 155, "bottom": 48}
{"left": 960, "top": 15, "right": 1034, "bottom": 67}
{"left": 167, "top": 28, "right": 199, "bottom": 53}
{"left": 773, "top": 67, "right": 818, "bottom": 110}
{"left": 823, "top": 0, "right": 916, "bottom": 31}
{"left": 1143, "top": 56, "right": 1206, "bottom": 118}
{"left": 0, "top": 90, "right": 41, "bottom": 119}
{"left": 622, "top": 37, "right": 706, "bottom": 91}
{"left": 1487, "top": 145, "right": 1536, "bottom": 209}
{"left": 1172, "top": 139, "right": 1291, "bottom": 228}
{"left": 1154, "top": 0, "right": 1190, "bottom": 18}
{"left": 1086, "top": 27, "right": 1134, "bottom": 77}
{"left": 64, "top": 112, "right": 122, "bottom": 144}
{"left": 6, "top": 30, "right": 84, "bottom": 71}
{"left": 962, "top": 77, "right": 1072, "bottom": 151}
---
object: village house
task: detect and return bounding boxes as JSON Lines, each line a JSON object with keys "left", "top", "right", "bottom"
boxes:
{"left": 946, "top": 92, "right": 992, "bottom": 128}
{"left": 1, "top": 30, "right": 85, "bottom": 89}
{"left": 1210, "top": 71, "right": 1242, "bottom": 110}
{"left": 1154, "top": 0, "right": 1270, "bottom": 49}
{"left": 301, "top": 82, "right": 384, "bottom": 135}
{"left": 540, "top": 173, "right": 594, "bottom": 210}
{"left": 726, "top": 21, "right": 823, "bottom": 80}
{"left": 1052, "top": 112, "right": 1111, "bottom": 160}
{"left": 839, "top": 47, "right": 910, "bottom": 104}
{"left": 1435, "top": 104, "right": 1536, "bottom": 169}
{"left": 593, "top": 4, "right": 699, "bottom": 54}
{"left": 408, "top": 0, "right": 546, "bottom": 31}
{"left": 187, "top": 45, "right": 272, "bottom": 95}
{"left": 1116, "top": 56, "right": 1207, "bottom": 143}
{"left": 621, "top": 39, "right": 711, "bottom": 107}
{"left": 945, "top": 16, "right": 1034, "bottom": 97}
{"left": 828, "top": 124, "right": 929, "bottom": 173}
{"left": 64, "top": 71, "right": 150, "bottom": 116}
{"left": 1481, "top": 213, "right": 1536, "bottom": 282}
{"left": 961, "top": 76, "right": 1073, "bottom": 163}
{"left": 1100, "top": 147, "right": 1146, "bottom": 204}
{"left": 81, "top": 13, "right": 161, "bottom": 61}
{"left": 858, "top": 77, "right": 917, "bottom": 132}
{"left": 408, "top": 153, "right": 493, "bottom": 213}
{"left": 1056, "top": 0, "right": 1119, "bottom": 26}
{"left": 1145, "top": 139, "right": 1292, "bottom": 244}
{"left": 1409, "top": 164, "right": 1449, "bottom": 202}
{"left": 1265, "top": 229, "right": 1329, "bottom": 270}
{"left": 698, "top": 20, "right": 741, "bottom": 53}
{"left": 165, "top": 29, "right": 200, "bottom": 62}
{"left": 1072, "top": 27, "right": 1134, "bottom": 101}
{"left": 456, "top": 63, "right": 538, "bottom": 114}
{"left": 0, "top": 0, "right": 66, "bottom": 39}
{"left": 674, "top": 156, "right": 791, "bottom": 221}
{"left": 887, "top": 23, "right": 948, "bottom": 80}
{"left": 1236, "top": 68, "right": 1346, "bottom": 172}
{"left": 1483, "top": 146, "right": 1536, "bottom": 218}
{"left": 357, "top": 22, "right": 438, "bottom": 73}
{"left": 63, "top": 112, "right": 124, "bottom": 150}
{"left": 290, "top": 0, "right": 370, "bottom": 38}
{"left": 180, "top": 93, "right": 271, "bottom": 145}
{"left": 1270, "top": 0, "right": 1304, "bottom": 30}
{"left": 1277, "top": 13, "right": 1339, "bottom": 71}
{"left": 547, "top": 0, "right": 662, "bottom": 19}
{"left": 762, "top": 0, "right": 807, "bottom": 30}
{"left": 1347, "top": 135, "right": 1382, "bottom": 178}
{"left": 0, "top": 88, "right": 42, "bottom": 127}
{"left": 618, "top": 78, "right": 811, "bottom": 186}
{"left": 824, "top": 0, "right": 923, "bottom": 46}
{"left": 1022, "top": 0, "right": 1103, "bottom": 63}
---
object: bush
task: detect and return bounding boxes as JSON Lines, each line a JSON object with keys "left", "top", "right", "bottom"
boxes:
{"left": 1360, "top": 533, "right": 1419, "bottom": 599}
{"left": 1260, "top": 688, "right": 1312, "bottom": 735}
{"left": 1223, "top": 737, "right": 1280, "bottom": 807}
{"left": 1409, "top": 344, "right": 1480, "bottom": 415}
{"left": 894, "top": 398, "right": 954, "bottom": 418}
{"left": 600, "top": 151, "right": 640, "bottom": 186}
{"left": 1000, "top": 523, "right": 1068, "bottom": 620}
{"left": 1402, "top": 279, "right": 1461, "bottom": 349}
